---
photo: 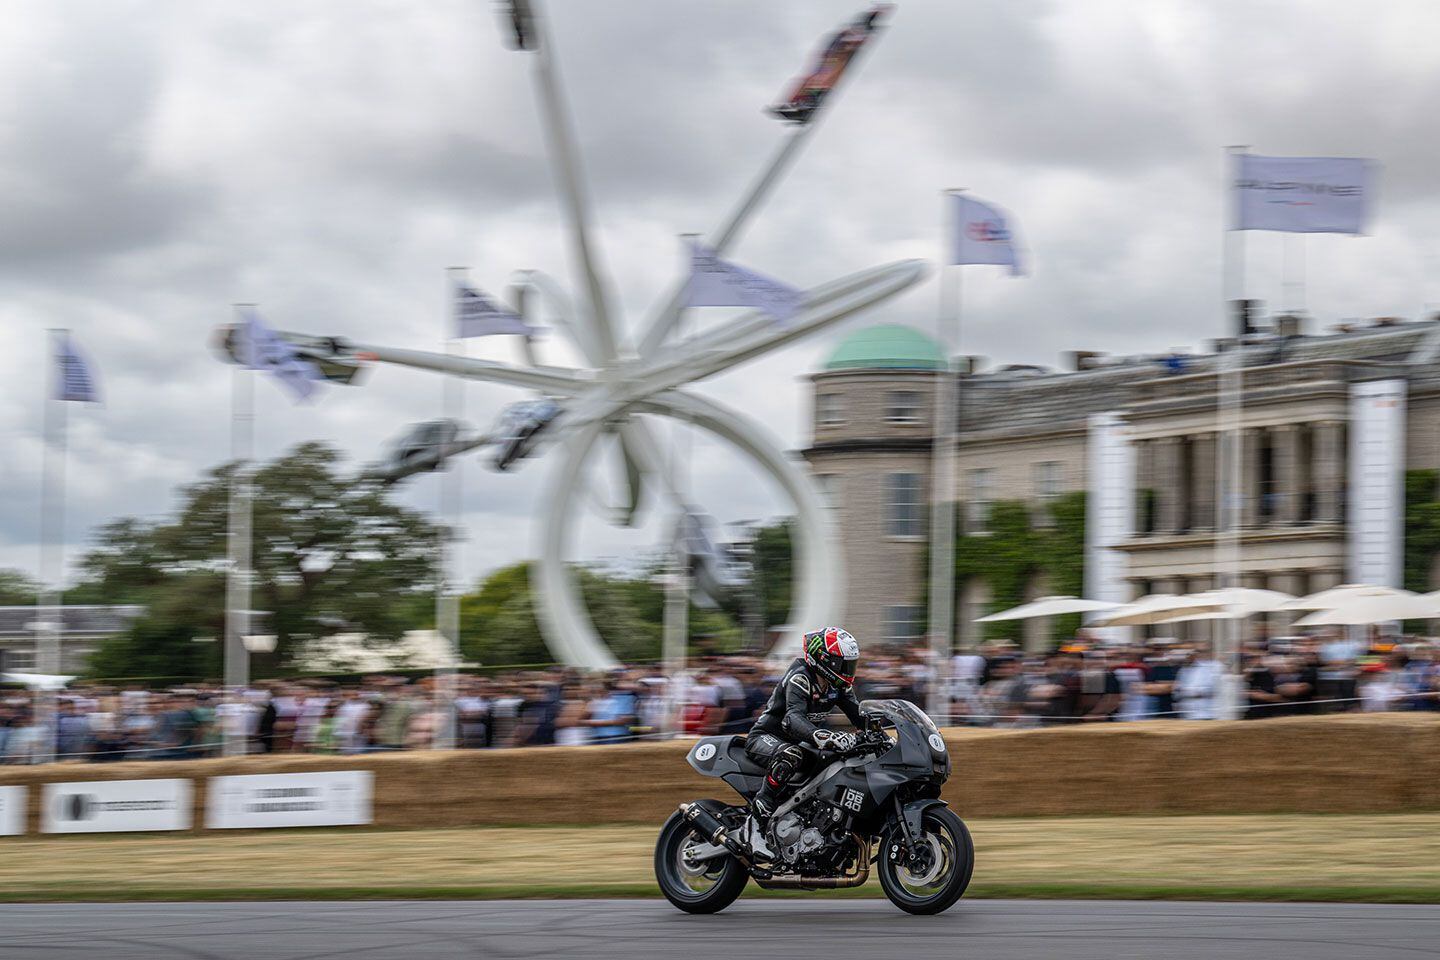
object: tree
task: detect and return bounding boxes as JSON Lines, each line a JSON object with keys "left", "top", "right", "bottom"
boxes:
{"left": 80, "top": 442, "right": 441, "bottom": 679}
{"left": 456, "top": 559, "right": 747, "bottom": 667}
{"left": 751, "top": 520, "right": 794, "bottom": 628}
{"left": 0, "top": 569, "right": 39, "bottom": 606}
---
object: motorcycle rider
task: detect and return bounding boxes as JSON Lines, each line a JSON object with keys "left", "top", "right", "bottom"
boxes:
{"left": 746, "top": 627, "right": 865, "bottom": 822}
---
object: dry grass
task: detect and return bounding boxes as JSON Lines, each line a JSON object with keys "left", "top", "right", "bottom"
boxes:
{"left": 4, "top": 814, "right": 1440, "bottom": 899}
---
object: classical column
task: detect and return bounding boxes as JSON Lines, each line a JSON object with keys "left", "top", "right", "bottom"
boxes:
{"left": 1192, "top": 432, "right": 1217, "bottom": 531}
{"left": 1241, "top": 427, "right": 1263, "bottom": 528}
{"left": 1273, "top": 424, "right": 1302, "bottom": 525}
{"left": 1128, "top": 440, "right": 1152, "bottom": 532}
{"left": 1313, "top": 420, "right": 1345, "bottom": 524}
{"left": 1156, "top": 436, "right": 1183, "bottom": 535}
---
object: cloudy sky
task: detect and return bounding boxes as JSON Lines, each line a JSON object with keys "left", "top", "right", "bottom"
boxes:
{"left": 3, "top": 0, "right": 1439, "bottom": 589}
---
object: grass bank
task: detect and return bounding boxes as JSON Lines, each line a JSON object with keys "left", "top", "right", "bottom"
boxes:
{"left": 4, "top": 814, "right": 1439, "bottom": 903}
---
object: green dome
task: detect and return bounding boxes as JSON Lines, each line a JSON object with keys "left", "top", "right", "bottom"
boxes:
{"left": 823, "top": 324, "right": 945, "bottom": 371}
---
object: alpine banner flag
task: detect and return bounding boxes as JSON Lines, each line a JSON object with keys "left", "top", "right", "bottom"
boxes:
{"left": 686, "top": 240, "right": 803, "bottom": 325}
{"left": 53, "top": 332, "right": 100, "bottom": 403}
{"left": 236, "top": 308, "right": 321, "bottom": 403}
{"left": 950, "top": 194, "right": 1026, "bottom": 276}
{"left": 454, "top": 282, "right": 536, "bottom": 339}
{"left": 1233, "top": 154, "right": 1375, "bottom": 234}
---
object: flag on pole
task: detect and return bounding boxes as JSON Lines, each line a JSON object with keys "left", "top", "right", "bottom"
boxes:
{"left": 1233, "top": 154, "right": 1375, "bottom": 234}
{"left": 235, "top": 308, "right": 321, "bottom": 402}
{"left": 455, "top": 282, "right": 536, "bottom": 339}
{"left": 52, "top": 332, "right": 99, "bottom": 403}
{"left": 686, "top": 240, "right": 803, "bottom": 324}
{"left": 949, "top": 194, "right": 1026, "bottom": 276}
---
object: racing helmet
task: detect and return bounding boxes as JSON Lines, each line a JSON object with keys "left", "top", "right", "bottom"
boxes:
{"left": 803, "top": 627, "right": 860, "bottom": 690}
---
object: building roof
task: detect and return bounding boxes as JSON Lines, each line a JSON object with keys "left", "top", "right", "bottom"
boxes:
{"left": 956, "top": 317, "right": 1440, "bottom": 440}
{"left": 823, "top": 324, "right": 945, "bottom": 371}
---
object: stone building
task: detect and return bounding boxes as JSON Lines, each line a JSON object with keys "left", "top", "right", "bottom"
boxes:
{"left": 0, "top": 605, "right": 144, "bottom": 675}
{"left": 803, "top": 315, "right": 1440, "bottom": 650}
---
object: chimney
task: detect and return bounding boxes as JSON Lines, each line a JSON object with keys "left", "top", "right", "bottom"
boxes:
{"left": 1274, "top": 313, "right": 1304, "bottom": 338}
{"left": 955, "top": 355, "right": 985, "bottom": 376}
{"left": 1066, "top": 350, "right": 1105, "bottom": 371}
{"left": 1231, "top": 298, "right": 1264, "bottom": 337}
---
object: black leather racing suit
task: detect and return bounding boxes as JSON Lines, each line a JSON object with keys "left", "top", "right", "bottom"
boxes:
{"left": 745, "top": 658, "right": 864, "bottom": 811}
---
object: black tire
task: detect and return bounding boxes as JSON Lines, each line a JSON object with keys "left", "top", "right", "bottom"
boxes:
{"left": 654, "top": 808, "right": 749, "bottom": 914}
{"left": 877, "top": 806, "right": 974, "bottom": 915}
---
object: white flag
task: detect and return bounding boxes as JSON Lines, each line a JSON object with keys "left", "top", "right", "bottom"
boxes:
{"left": 1233, "top": 154, "right": 1374, "bottom": 234}
{"left": 950, "top": 194, "right": 1025, "bottom": 276}
{"left": 53, "top": 332, "right": 99, "bottom": 403}
{"left": 455, "top": 282, "right": 535, "bottom": 338}
{"left": 686, "top": 241, "right": 803, "bottom": 324}
{"left": 236, "top": 308, "right": 320, "bottom": 403}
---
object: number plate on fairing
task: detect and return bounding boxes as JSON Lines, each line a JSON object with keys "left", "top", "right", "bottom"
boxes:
{"left": 840, "top": 788, "right": 864, "bottom": 812}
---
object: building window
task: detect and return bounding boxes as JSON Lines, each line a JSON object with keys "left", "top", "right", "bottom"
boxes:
{"left": 1034, "top": 461, "right": 1062, "bottom": 501}
{"left": 966, "top": 468, "right": 994, "bottom": 534}
{"left": 817, "top": 393, "right": 844, "bottom": 426}
{"left": 883, "top": 605, "right": 925, "bottom": 642}
{"left": 1033, "top": 461, "right": 1061, "bottom": 527}
{"left": 815, "top": 474, "right": 840, "bottom": 513}
{"left": 3, "top": 649, "right": 35, "bottom": 671}
{"left": 885, "top": 390, "right": 922, "bottom": 424}
{"left": 887, "top": 472, "right": 923, "bottom": 537}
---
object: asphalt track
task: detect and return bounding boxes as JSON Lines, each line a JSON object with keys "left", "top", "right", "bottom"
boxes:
{"left": 2, "top": 899, "right": 1439, "bottom": 960}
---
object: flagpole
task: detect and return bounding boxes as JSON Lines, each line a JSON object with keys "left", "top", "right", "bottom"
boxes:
{"left": 662, "top": 237, "right": 696, "bottom": 739}
{"left": 435, "top": 268, "right": 467, "bottom": 750}
{"left": 223, "top": 305, "right": 256, "bottom": 757}
{"left": 36, "top": 329, "right": 68, "bottom": 763}
{"left": 927, "top": 192, "right": 962, "bottom": 723}
{"left": 1217, "top": 147, "right": 1247, "bottom": 709}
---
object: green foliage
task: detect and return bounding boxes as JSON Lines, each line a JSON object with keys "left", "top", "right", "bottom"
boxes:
{"left": 80, "top": 442, "right": 441, "bottom": 680}
{"left": 752, "top": 520, "right": 794, "bottom": 627}
{"left": 938, "top": 492, "right": 1087, "bottom": 647}
{"left": 0, "top": 569, "right": 39, "bottom": 606}
{"left": 456, "top": 554, "right": 753, "bottom": 668}
{"left": 1404, "top": 469, "right": 1440, "bottom": 593}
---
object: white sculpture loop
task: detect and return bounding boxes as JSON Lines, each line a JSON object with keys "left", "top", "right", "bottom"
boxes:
{"left": 274, "top": 1, "right": 926, "bottom": 667}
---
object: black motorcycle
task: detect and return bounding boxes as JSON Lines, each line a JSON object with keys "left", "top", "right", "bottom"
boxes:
{"left": 654, "top": 699, "right": 973, "bottom": 915}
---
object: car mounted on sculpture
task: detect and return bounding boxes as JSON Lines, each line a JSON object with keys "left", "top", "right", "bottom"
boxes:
{"left": 654, "top": 699, "right": 973, "bottom": 915}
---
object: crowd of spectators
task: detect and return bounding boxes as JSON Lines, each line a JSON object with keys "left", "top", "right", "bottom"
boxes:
{"left": 951, "top": 630, "right": 1440, "bottom": 726}
{"left": 1, "top": 631, "right": 1435, "bottom": 763}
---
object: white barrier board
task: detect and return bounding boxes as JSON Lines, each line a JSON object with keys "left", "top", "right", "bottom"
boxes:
{"left": 206, "top": 771, "right": 373, "bottom": 829}
{"left": 42, "top": 779, "right": 191, "bottom": 834}
{"left": 0, "top": 785, "right": 25, "bottom": 836}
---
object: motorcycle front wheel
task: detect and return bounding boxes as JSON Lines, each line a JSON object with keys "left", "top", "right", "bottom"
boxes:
{"left": 654, "top": 808, "right": 749, "bottom": 914}
{"left": 877, "top": 806, "right": 974, "bottom": 915}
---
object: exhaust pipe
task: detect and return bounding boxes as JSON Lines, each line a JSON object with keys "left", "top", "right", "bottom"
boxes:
{"left": 754, "top": 836, "right": 871, "bottom": 890}
{"left": 679, "top": 802, "right": 749, "bottom": 862}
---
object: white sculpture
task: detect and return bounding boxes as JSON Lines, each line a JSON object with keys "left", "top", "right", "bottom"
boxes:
{"left": 274, "top": 1, "right": 926, "bottom": 667}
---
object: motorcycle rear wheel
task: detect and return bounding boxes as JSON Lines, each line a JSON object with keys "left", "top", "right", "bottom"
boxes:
{"left": 877, "top": 807, "right": 974, "bottom": 915}
{"left": 654, "top": 808, "right": 749, "bottom": 914}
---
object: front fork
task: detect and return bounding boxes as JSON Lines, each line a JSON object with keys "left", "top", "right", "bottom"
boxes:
{"left": 884, "top": 794, "right": 934, "bottom": 874}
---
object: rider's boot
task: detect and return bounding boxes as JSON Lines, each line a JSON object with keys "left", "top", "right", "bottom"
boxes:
{"left": 750, "top": 780, "right": 781, "bottom": 826}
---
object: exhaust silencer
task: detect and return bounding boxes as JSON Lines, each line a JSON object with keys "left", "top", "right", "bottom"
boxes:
{"left": 679, "top": 802, "right": 747, "bottom": 860}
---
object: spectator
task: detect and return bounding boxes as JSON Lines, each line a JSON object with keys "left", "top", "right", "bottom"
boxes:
{"left": 1174, "top": 643, "right": 1224, "bottom": 720}
{"left": 589, "top": 676, "right": 637, "bottom": 745}
{"left": 554, "top": 679, "right": 595, "bottom": 746}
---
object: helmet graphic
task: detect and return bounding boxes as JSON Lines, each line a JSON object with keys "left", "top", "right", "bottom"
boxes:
{"left": 803, "top": 627, "right": 860, "bottom": 690}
